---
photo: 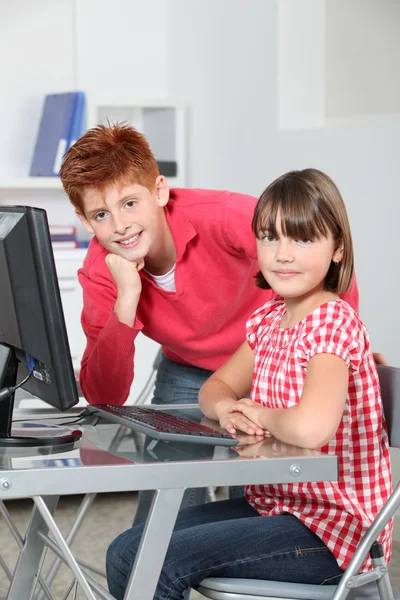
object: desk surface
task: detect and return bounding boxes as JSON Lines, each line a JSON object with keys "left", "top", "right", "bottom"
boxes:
{"left": 0, "top": 405, "right": 338, "bottom": 499}
{"left": 1, "top": 405, "right": 340, "bottom": 600}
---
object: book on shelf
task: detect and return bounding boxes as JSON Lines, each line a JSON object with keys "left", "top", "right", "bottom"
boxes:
{"left": 51, "top": 234, "right": 77, "bottom": 242}
{"left": 30, "top": 92, "right": 86, "bottom": 177}
{"left": 52, "top": 240, "right": 91, "bottom": 250}
{"left": 49, "top": 225, "right": 77, "bottom": 236}
{"left": 52, "top": 240, "right": 79, "bottom": 250}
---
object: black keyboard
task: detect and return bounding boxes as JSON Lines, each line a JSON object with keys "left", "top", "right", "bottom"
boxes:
{"left": 86, "top": 404, "right": 238, "bottom": 447}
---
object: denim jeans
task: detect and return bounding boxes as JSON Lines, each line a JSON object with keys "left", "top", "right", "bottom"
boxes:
{"left": 107, "top": 497, "right": 344, "bottom": 600}
{"left": 132, "top": 353, "right": 244, "bottom": 527}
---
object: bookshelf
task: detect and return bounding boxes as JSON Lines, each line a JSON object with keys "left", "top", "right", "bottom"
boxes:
{"left": 87, "top": 96, "right": 187, "bottom": 188}
{"left": 0, "top": 96, "right": 187, "bottom": 191}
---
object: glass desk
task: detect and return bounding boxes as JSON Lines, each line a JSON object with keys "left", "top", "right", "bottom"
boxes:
{"left": 0, "top": 405, "right": 339, "bottom": 600}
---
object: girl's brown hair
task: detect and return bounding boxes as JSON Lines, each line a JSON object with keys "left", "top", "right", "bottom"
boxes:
{"left": 59, "top": 122, "right": 160, "bottom": 212}
{"left": 252, "top": 169, "right": 354, "bottom": 293}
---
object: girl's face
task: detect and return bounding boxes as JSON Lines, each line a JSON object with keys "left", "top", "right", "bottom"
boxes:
{"left": 256, "top": 212, "right": 343, "bottom": 301}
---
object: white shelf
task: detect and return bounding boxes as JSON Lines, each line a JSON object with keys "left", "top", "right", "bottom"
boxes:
{"left": 0, "top": 177, "right": 63, "bottom": 190}
{"left": 53, "top": 248, "right": 88, "bottom": 261}
{"left": 89, "top": 96, "right": 187, "bottom": 109}
{"left": 0, "top": 175, "right": 183, "bottom": 191}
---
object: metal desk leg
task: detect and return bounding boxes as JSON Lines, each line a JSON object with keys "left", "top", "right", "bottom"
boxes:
{"left": 0, "top": 500, "right": 54, "bottom": 600}
{"left": 7, "top": 496, "right": 59, "bottom": 600}
{"left": 124, "top": 487, "right": 185, "bottom": 600}
{"left": 31, "top": 496, "right": 96, "bottom": 600}
{"left": 35, "top": 492, "right": 97, "bottom": 600}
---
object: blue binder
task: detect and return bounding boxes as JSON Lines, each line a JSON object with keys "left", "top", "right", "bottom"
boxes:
{"left": 68, "top": 91, "right": 86, "bottom": 148}
{"left": 30, "top": 92, "right": 86, "bottom": 177}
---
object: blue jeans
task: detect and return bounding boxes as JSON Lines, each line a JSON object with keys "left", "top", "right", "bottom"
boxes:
{"left": 107, "top": 497, "right": 344, "bottom": 600}
{"left": 133, "top": 354, "right": 243, "bottom": 527}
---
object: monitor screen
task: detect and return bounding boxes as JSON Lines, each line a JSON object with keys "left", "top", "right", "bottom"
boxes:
{"left": 0, "top": 206, "right": 82, "bottom": 447}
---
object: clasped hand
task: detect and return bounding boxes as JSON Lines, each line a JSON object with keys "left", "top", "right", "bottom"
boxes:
{"left": 217, "top": 398, "right": 270, "bottom": 439}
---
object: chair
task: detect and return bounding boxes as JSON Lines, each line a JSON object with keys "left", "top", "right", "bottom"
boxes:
{"left": 197, "top": 364, "right": 400, "bottom": 600}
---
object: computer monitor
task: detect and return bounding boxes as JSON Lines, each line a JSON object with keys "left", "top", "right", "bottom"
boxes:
{"left": 0, "top": 206, "right": 82, "bottom": 448}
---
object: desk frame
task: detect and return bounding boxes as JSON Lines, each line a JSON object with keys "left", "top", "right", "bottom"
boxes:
{"left": 0, "top": 413, "right": 338, "bottom": 600}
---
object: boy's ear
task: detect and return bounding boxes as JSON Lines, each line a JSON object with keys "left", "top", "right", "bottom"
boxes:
{"left": 76, "top": 210, "right": 95, "bottom": 234}
{"left": 155, "top": 175, "right": 170, "bottom": 207}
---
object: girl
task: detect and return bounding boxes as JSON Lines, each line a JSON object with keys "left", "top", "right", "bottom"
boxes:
{"left": 106, "top": 168, "right": 392, "bottom": 600}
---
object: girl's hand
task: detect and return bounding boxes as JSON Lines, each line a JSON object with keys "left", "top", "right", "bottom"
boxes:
{"left": 228, "top": 398, "right": 268, "bottom": 431}
{"left": 232, "top": 437, "right": 273, "bottom": 457}
{"left": 215, "top": 399, "right": 266, "bottom": 436}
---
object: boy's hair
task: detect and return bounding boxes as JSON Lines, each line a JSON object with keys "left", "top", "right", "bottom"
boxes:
{"left": 59, "top": 122, "right": 160, "bottom": 213}
{"left": 252, "top": 168, "right": 354, "bottom": 294}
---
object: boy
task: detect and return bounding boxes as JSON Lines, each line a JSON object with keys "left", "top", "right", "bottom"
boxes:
{"left": 60, "top": 122, "right": 359, "bottom": 411}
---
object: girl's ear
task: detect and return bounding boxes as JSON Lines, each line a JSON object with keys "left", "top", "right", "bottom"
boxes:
{"left": 333, "top": 243, "right": 344, "bottom": 264}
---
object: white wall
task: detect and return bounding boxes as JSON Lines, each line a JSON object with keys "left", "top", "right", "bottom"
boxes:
{"left": 167, "top": 0, "right": 276, "bottom": 195}
{"left": 277, "top": 0, "right": 326, "bottom": 129}
{"left": 75, "top": 0, "right": 168, "bottom": 96}
{"left": 0, "top": 0, "right": 75, "bottom": 176}
{"left": 326, "top": 0, "right": 400, "bottom": 120}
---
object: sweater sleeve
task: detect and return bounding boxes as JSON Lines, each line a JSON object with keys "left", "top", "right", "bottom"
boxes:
{"left": 78, "top": 263, "right": 143, "bottom": 406}
{"left": 225, "top": 193, "right": 259, "bottom": 260}
{"left": 339, "top": 272, "right": 359, "bottom": 314}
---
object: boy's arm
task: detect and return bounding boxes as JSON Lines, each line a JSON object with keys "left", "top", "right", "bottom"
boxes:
{"left": 78, "top": 268, "right": 143, "bottom": 406}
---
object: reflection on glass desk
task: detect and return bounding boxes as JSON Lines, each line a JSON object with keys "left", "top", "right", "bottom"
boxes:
{"left": 1, "top": 404, "right": 337, "bottom": 482}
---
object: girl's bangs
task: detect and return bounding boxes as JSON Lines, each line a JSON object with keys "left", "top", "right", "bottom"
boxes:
{"left": 255, "top": 194, "right": 331, "bottom": 241}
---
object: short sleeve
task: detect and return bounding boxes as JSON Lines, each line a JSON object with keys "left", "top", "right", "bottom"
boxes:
{"left": 246, "top": 297, "right": 284, "bottom": 353}
{"left": 297, "top": 302, "right": 367, "bottom": 372}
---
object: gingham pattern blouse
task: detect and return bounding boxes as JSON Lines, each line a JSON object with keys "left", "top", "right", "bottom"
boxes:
{"left": 245, "top": 297, "right": 392, "bottom": 570}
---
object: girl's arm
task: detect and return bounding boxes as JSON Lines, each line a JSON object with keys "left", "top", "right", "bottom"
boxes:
{"left": 199, "top": 341, "right": 265, "bottom": 436}
{"left": 230, "top": 353, "right": 349, "bottom": 449}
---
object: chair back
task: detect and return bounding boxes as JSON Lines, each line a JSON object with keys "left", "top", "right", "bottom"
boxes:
{"left": 377, "top": 365, "right": 400, "bottom": 449}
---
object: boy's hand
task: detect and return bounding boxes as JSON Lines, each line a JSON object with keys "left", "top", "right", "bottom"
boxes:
{"left": 106, "top": 254, "right": 144, "bottom": 297}
{"left": 215, "top": 399, "right": 266, "bottom": 436}
{"left": 228, "top": 398, "right": 268, "bottom": 431}
{"left": 373, "top": 352, "right": 388, "bottom": 366}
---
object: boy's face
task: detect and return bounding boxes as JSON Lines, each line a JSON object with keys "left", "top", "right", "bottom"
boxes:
{"left": 77, "top": 176, "right": 169, "bottom": 263}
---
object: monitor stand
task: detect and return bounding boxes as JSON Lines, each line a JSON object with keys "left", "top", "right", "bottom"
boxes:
{"left": 0, "top": 347, "right": 82, "bottom": 448}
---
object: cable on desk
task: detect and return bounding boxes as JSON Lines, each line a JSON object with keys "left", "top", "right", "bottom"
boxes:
{"left": 13, "top": 414, "right": 88, "bottom": 426}
{"left": 0, "top": 370, "right": 33, "bottom": 403}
